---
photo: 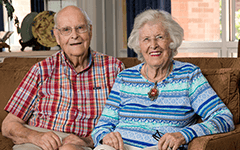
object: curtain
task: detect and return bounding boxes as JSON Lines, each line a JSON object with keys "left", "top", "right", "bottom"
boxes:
{"left": 31, "top": 0, "right": 44, "bottom": 13}
{"left": 126, "top": 0, "right": 171, "bottom": 57}
{"left": 0, "top": 5, "right": 4, "bottom": 31}
{"left": 0, "top": 5, "right": 4, "bottom": 52}
{"left": 31, "top": 0, "right": 50, "bottom": 50}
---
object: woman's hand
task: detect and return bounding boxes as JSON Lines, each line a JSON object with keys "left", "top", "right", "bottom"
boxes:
{"left": 157, "top": 132, "right": 186, "bottom": 150}
{"left": 102, "top": 132, "right": 124, "bottom": 150}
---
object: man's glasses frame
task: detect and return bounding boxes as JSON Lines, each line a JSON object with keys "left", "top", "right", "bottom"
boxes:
{"left": 56, "top": 24, "right": 89, "bottom": 36}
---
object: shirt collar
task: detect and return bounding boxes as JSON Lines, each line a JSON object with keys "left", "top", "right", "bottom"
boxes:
{"left": 138, "top": 60, "right": 175, "bottom": 82}
{"left": 60, "top": 48, "right": 93, "bottom": 73}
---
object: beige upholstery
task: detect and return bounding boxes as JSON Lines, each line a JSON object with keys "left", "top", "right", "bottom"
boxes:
{"left": 1, "top": 56, "right": 240, "bottom": 149}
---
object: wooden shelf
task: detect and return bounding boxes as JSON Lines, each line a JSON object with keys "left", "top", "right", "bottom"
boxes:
{"left": 0, "top": 50, "right": 59, "bottom": 58}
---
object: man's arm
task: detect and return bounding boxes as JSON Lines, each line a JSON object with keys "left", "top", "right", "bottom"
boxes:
{"left": 2, "top": 113, "right": 62, "bottom": 150}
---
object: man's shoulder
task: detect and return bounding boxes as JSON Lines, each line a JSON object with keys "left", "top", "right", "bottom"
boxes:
{"left": 39, "top": 51, "right": 61, "bottom": 64}
{"left": 35, "top": 51, "right": 62, "bottom": 71}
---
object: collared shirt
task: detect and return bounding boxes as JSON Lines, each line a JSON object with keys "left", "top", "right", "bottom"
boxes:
{"left": 91, "top": 60, "right": 234, "bottom": 148}
{"left": 5, "top": 49, "right": 124, "bottom": 137}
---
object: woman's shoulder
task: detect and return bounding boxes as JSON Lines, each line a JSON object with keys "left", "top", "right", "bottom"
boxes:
{"left": 118, "top": 63, "right": 143, "bottom": 76}
{"left": 173, "top": 60, "right": 201, "bottom": 76}
{"left": 174, "top": 60, "right": 199, "bottom": 70}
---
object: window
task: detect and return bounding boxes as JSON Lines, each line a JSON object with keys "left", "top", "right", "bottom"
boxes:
{"left": 235, "top": 0, "right": 240, "bottom": 40}
{"left": 172, "top": 0, "right": 238, "bottom": 58}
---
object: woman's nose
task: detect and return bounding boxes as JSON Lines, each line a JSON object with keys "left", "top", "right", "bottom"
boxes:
{"left": 150, "top": 39, "right": 159, "bottom": 49}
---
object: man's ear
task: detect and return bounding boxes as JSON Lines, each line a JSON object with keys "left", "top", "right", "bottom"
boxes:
{"left": 53, "top": 29, "right": 60, "bottom": 45}
{"left": 89, "top": 25, "right": 93, "bottom": 39}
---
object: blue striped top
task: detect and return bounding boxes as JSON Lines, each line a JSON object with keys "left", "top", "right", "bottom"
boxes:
{"left": 91, "top": 60, "right": 235, "bottom": 148}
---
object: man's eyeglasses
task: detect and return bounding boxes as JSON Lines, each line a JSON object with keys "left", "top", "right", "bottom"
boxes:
{"left": 56, "top": 24, "right": 89, "bottom": 36}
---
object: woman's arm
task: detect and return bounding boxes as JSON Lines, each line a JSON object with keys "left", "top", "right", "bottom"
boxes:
{"left": 180, "top": 68, "right": 235, "bottom": 143}
{"left": 91, "top": 75, "right": 123, "bottom": 147}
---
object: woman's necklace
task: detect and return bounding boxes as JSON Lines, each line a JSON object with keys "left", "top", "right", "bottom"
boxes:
{"left": 146, "top": 63, "right": 171, "bottom": 101}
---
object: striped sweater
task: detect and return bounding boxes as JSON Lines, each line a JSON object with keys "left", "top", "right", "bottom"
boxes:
{"left": 91, "top": 60, "right": 235, "bottom": 148}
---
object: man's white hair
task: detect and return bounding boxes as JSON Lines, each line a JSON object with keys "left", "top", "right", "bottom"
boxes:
{"left": 54, "top": 6, "right": 92, "bottom": 28}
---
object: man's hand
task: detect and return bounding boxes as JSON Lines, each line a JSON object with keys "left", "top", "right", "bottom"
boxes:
{"left": 158, "top": 132, "right": 186, "bottom": 150}
{"left": 62, "top": 134, "right": 94, "bottom": 148}
{"left": 31, "top": 131, "right": 62, "bottom": 150}
{"left": 102, "top": 132, "right": 124, "bottom": 150}
{"left": 2, "top": 113, "right": 62, "bottom": 150}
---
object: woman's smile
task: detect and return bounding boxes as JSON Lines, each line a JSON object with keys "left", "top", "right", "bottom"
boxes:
{"left": 149, "top": 51, "right": 162, "bottom": 56}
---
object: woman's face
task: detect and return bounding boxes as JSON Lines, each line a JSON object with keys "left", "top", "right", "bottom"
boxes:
{"left": 139, "top": 21, "right": 172, "bottom": 69}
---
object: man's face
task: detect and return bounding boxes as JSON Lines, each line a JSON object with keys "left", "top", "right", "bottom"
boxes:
{"left": 54, "top": 7, "right": 92, "bottom": 59}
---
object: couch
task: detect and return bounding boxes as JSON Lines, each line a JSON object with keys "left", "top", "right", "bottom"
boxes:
{"left": 0, "top": 56, "right": 240, "bottom": 150}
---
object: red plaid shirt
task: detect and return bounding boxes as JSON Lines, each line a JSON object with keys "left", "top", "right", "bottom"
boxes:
{"left": 5, "top": 49, "right": 124, "bottom": 137}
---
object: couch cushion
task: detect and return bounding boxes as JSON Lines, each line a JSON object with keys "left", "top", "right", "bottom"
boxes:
{"left": 175, "top": 57, "right": 240, "bottom": 69}
{"left": 0, "top": 133, "right": 14, "bottom": 149}
{"left": 201, "top": 68, "right": 240, "bottom": 124}
{"left": 0, "top": 57, "right": 44, "bottom": 130}
{"left": 118, "top": 57, "right": 240, "bottom": 69}
{"left": 0, "top": 66, "right": 30, "bottom": 129}
{"left": 118, "top": 57, "right": 141, "bottom": 68}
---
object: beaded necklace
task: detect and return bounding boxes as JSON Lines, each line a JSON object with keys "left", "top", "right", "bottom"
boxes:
{"left": 145, "top": 63, "right": 171, "bottom": 101}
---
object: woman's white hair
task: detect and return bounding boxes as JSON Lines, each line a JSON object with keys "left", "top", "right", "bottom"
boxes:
{"left": 127, "top": 9, "right": 184, "bottom": 62}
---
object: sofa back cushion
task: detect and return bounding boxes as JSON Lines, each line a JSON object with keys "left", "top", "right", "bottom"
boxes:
{"left": 0, "top": 57, "right": 239, "bottom": 128}
{"left": 175, "top": 58, "right": 240, "bottom": 124}
{"left": 118, "top": 57, "right": 240, "bottom": 69}
{"left": 0, "top": 57, "right": 44, "bottom": 129}
{"left": 201, "top": 68, "right": 240, "bottom": 124}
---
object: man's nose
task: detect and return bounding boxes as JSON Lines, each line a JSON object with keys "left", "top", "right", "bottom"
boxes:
{"left": 70, "top": 28, "right": 79, "bottom": 38}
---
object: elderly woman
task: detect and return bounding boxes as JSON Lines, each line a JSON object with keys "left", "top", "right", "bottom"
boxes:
{"left": 91, "top": 9, "right": 234, "bottom": 150}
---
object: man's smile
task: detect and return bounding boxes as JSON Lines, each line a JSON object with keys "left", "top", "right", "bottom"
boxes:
{"left": 70, "top": 42, "right": 82, "bottom": 46}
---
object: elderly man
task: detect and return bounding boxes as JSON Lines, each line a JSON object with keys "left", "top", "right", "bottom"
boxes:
{"left": 2, "top": 5, "right": 124, "bottom": 150}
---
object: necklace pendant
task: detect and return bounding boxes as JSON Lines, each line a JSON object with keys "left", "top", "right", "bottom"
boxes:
{"left": 148, "top": 84, "right": 159, "bottom": 101}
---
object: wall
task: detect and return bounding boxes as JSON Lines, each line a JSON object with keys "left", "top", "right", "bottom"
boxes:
{"left": 78, "top": 0, "right": 127, "bottom": 57}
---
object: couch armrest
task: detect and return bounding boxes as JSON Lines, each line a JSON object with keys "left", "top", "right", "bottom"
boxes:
{"left": 188, "top": 124, "right": 240, "bottom": 150}
{"left": 0, "top": 132, "right": 14, "bottom": 150}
